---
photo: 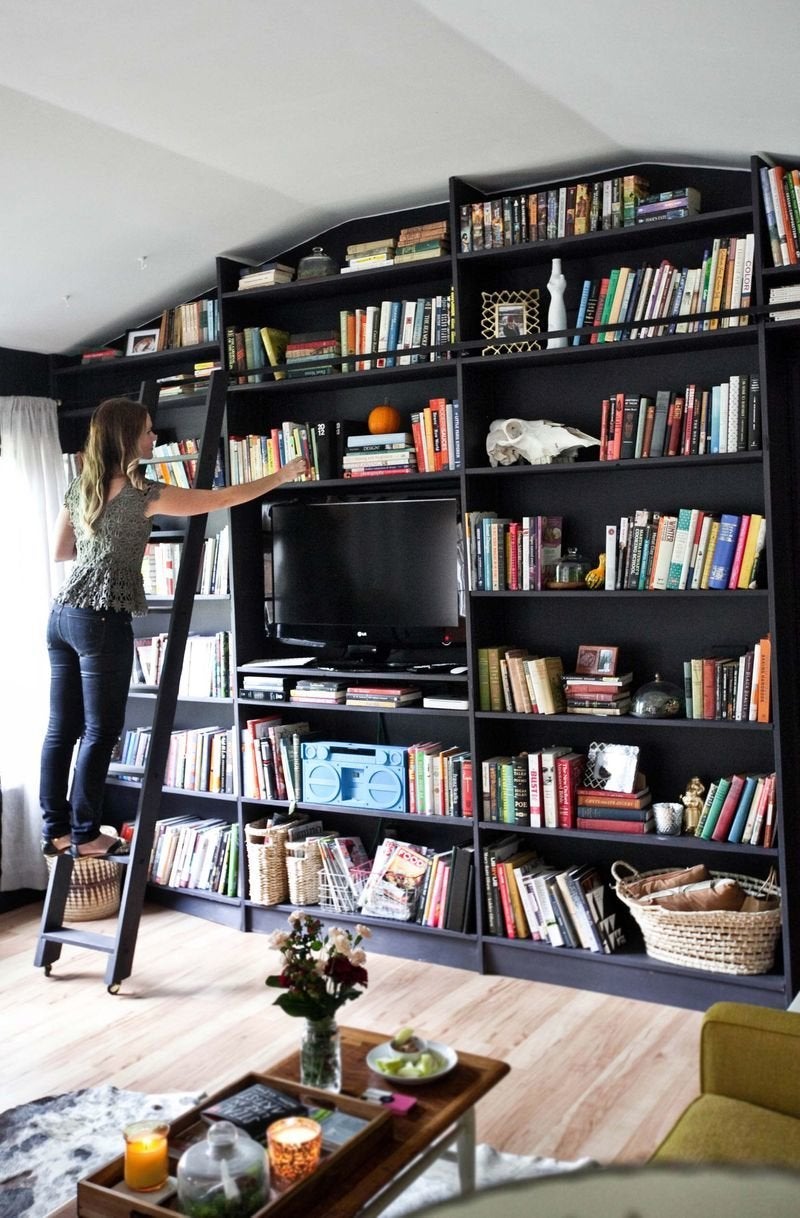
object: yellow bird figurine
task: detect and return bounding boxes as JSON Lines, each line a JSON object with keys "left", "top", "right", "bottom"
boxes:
{"left": 585, "top": 553, "right": 606, "bottom": 589}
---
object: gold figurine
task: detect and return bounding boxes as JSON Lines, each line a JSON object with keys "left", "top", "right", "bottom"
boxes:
{"left": 681, "top": 775, "right": 706, "bottom": 834}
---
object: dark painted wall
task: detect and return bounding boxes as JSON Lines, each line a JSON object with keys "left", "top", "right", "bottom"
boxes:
{"left": 0, "top": 345, "right": 51, "bottom": 395}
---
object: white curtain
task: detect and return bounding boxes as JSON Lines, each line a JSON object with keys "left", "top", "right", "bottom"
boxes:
{"left": 0, "top": 396, "right": 66, "bottom": 890}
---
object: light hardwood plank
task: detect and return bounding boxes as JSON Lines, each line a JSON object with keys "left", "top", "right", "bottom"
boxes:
{"left": 0, "top": 903, "right": 703, "bottom": 1163}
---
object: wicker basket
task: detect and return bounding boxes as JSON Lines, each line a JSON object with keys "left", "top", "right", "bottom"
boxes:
{"left": 245, "top": 819, "right": 290, "bottom": 905}
{"left": 45, "top": 855, "right": 122, "bottom": 922}
{"left": 612, "top": 861, "right": 782, "bottom": 975}
{"left": 285, "top": 837, "right": 323, "bottom": 906}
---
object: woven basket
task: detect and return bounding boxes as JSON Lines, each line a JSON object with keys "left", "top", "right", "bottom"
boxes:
{"left": 286, "top": 837, "right": 323, "bottom": 906}
{"left": 612, "top": 861, "right": 782, "bottom": 975}
{"left": 45, "top": 855, "right": 122, "bottom": 921}
{"left": 245, "top": 819, "right": 290, "bottom": 905}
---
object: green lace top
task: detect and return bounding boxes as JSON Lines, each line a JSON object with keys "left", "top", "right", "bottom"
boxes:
{"left": 55, "top": 477, "right": 163, "bottom": 615}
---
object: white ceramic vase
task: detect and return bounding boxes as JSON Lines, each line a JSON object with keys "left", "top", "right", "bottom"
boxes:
{"left": 546, "top": 258, "right": 568, "bottom": 349}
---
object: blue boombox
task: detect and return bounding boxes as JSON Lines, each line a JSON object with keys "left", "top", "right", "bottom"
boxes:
{"left": 301, "top": 740, "right": 408, "bottom": 813}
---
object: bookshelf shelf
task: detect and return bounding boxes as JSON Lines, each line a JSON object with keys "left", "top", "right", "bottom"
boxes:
{"left": 54, "top": 154, "right": 798, "bottom": 1011}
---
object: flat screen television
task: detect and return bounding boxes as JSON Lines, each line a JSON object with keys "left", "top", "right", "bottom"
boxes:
{"left": 269, "top": 496, "right": 461, "bottom": 667}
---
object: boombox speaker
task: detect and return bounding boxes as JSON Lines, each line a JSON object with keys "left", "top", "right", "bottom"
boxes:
{"left": 301, "top": 741, "right": 408, "bottom": 813}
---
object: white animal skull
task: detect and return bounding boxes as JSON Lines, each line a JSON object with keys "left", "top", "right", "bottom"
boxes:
{"left": 486, "top": 418, "right": 600, "bottom": 466}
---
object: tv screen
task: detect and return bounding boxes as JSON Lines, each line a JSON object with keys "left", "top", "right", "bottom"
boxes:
{"left": 269, "top": 497, "right": 460, "bottom": 662}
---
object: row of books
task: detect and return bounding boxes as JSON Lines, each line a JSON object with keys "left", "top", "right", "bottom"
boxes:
{"left": 410, "top": 399, "right": 462, "bottom": 472}
{"left": 357, "top": 837, "right": 473, "bottom": 929}
{"left": 759, "top": 164, "right": 800, "bottom": 268}
{"left": 116, "top": 724, "right": 237, "bottom": 794}
{"left": 229, "top": 419, "right": 362, "bottom": 483}
{"left": 604, "top": 507, "right": 766, "bottom": 593}
{"left": 243, "top": 715, "right": 308, "bottom": 802}
{"left": 477, "top": 648, "right": 566, "bottom": 715}
{"left": 465, "top": 512, "right": 562, "bottom": 592}
{"left": 458, "top": 174, "right": 658, "bottom": 251}
{"left": 155, "top": 298, "right": 219, "bottom": 349}
{"left": 148, "top": 816, "right": 239, "bottom": 895}
{"left": 140, "top": 531, "right": 230, "bottom": 598}
{"left": 407, "top": 741, "right": 473, "bottom": 818}
{"left": 695, "top": 771, "right": 777, "bottom": 847}
{"left": 157, "top": 362, "right": 220, "bottom": 398}
{"left": 131, "top": 630, "right": 231, "bottom": 698}
{"left": 599, "top": 375, "right": 761, "bottom": 461}
{"left": 682, "top": 636, "right": 771, "bottom": 724}
{"left": 482, "top": 835, "right": 625, "bottom": 952}
{"left": 226, "top": 325, "right": 287, "bottom": 383}
{"left": 339, "top": 292, "right": 454, "bottom": 371}
{"left": 573, "top": 234, "right": 755, "bottom": 345}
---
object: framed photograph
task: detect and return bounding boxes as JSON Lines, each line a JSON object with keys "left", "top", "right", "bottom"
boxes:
{"left": 584, "top": 742, "right": 640, "bottom": 793}
{"left": 126, "top": 328, "right": 160, "bottom": 356}
{"left": 575, "top": 644, "right": 619, "bottom": 676}
{"left": 481, "top": 289, "right": 540, "bottom": 355}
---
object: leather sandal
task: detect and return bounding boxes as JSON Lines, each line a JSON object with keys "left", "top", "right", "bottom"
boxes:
{"left": 41, "top": 836, "right": 71, "bottom": 857}
{"left": 69, "top": 836, "right": 129, "bottom": 859}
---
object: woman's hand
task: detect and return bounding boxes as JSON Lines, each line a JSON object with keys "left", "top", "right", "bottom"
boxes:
{"left": 280, "top": 455, "right": 308, "bottom": 484}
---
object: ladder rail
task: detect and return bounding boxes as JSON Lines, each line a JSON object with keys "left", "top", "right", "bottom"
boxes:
{"left": 34, "top": 370, "right": 229, "bottom": 990}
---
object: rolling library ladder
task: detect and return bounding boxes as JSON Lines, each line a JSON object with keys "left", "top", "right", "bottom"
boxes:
{"left": 34, "top": 370, "right": 228, "bottom": 992}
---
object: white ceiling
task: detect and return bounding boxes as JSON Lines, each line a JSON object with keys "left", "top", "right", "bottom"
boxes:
{"left": 2, "top": 0, "right": 798, "bottom": 355}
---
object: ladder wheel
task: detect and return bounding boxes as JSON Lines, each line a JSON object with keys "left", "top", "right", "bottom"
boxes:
{"left": 108, "top": 983, "right": 121, "bottom": 995}
{"left": 44, "top": 964, "right": 53, "bottom": 977}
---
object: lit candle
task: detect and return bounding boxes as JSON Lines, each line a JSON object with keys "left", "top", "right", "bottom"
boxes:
{"left": 267, "top": 1116, "right": 322, "bottom": 1190}
{"left": 123, "top": 1121, "right": 170, "bottom": 1192}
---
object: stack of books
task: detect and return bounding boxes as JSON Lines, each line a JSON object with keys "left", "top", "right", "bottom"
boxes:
{"left": 341, "top": 237, "right": 396, "bottom": 273}
{"left": 238, "top": 262, "right": 295, "bottom": 289}
{"left": 576, "top": 780, "right": 654, "bottom": 834}
{"left": 344, "top": 685, "right": 422, "bottom": 709}
{"left": 564, "top": 671, "right": 633, "bottom": 716}
{"left": 634, "top": 188, "right": 701, "bottom": 225}
{"left": 238, "top": 674, "right": 290, "bottom": 702}
{"left": 342, "top": 432, "right": 417, "bottom": 479}
{"left": 80, "top": 347, "right": 121, "bottom": 363}
{"left": 286, "top": 330, "right": 341, "bottom": 378}
{"left": 395, "top": 220, "right": 450, "bottom": 263}
{"left": 289, "top": 679, "right": 347, "bottom": 705}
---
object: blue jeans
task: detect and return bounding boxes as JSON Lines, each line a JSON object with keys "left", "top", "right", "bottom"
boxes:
{"left": 39, "top": 604, "right": 133, "bottom": 844}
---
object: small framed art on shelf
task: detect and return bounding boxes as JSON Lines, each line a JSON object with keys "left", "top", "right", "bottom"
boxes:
{"left": 126, "top": 328, "right": 160, "bottom": 355}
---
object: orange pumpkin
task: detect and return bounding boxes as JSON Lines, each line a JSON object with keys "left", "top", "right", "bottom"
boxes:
{"left": 368, "top": 404, "right": 403, "bottom": 435}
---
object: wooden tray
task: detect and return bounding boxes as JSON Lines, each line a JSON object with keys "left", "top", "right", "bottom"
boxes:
{"left": 77, "top": 1071, "right": 391, "bottom": 1218}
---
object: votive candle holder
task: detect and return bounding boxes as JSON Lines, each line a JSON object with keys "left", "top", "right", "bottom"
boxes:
{"left": 267, "top": 1116, "right": 322, "bottom": 1190}
{"left": 123, "top": 1120, "right": 170, "bottom": 1192}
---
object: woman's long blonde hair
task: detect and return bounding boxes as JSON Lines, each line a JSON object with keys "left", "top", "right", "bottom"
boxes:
{"left": 79, "top": 397, "right": 148, "bottom": 532}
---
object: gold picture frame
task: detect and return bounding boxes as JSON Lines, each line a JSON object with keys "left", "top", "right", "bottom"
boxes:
{"left": 481, "top": 289, "right": 540, "bottom": 355}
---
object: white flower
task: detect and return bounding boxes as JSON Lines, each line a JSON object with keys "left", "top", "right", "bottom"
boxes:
{"left": 328, "top": 928, "right": 351, "bottom": 954}
{"left": 355, "top": 924, "right": 372, "bottom": 940}
{"left": 267, "top": 930, "right": 289, "bottom": 950}
{"left": 288, "top": 910, "right": 304, "bottom": 924}
{"left": 314, "top": 959, "right": 327, "bottom": 975}
{"left": 349, "top": 948, "right": 367, "bottom": 967}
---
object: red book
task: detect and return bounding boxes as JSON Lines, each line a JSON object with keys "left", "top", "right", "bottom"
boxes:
{"left": 599, "top": 398, "right": 610, "bottom": 461}
{"left": 494, "top": 857, "right": 517, "bottom": 937}
{"left": 727, "top": 514, "right": 751, "bottom": 588}
{"left": 711, "top": 773, "right": 747, "bottom": 841}
{"left": 611, "top": 392, "right": 625, "bottom": 460}
{"left": 461, "top": 759, "right": 474, "bottom": 818}
{"left": 576, "top": 817, "right": 654, "bottom": 833}
{"left": 666, "top": 394, "right": 685, "bottom": 456}
{"left": 555, "top": 752, "right": 585, "bottom": 829}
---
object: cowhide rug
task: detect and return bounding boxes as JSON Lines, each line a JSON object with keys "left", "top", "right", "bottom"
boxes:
{"left": 0, "top": 1086, "right": 592, "bottom": 1218}
{"left": 0, "top": 1085, "right": 201, "bottom": 1218}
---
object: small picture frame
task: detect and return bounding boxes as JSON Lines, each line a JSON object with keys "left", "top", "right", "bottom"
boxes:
{"left": 481, "top": 289, "right": 540, "bottom": 355}
{"left": 584, "top": 741, "right": 640, "bottom": 792}
{"left": 575, "top": 645, "right": 619, "bottom": 676}
{"left": 126, "top": 328, "right": 160, "bottom": 356}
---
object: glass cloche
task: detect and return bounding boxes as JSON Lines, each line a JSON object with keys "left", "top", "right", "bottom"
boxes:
{"left": 176, "top": 1120, "right": 268, "bottom": 1218}
{"left": 630, "top": 672, "right": 685, "bottom": 718}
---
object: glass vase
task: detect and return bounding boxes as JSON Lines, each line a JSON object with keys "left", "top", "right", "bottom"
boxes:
{"left": 300, "top": 1016, "right": 342, "bottom": 1092}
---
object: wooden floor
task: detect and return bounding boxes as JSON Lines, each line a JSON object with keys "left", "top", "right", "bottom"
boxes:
{"left": 1, "top": 903, "right": 703, "bottom": 1164}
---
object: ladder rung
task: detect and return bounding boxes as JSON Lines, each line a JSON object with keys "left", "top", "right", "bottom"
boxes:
{"left": 41, "top": 928, "right": 116, "bottom": 953}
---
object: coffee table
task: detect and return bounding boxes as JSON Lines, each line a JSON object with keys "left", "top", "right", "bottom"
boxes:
{"left": 52, "top": 1026, "right": 509, "bottom": 1218}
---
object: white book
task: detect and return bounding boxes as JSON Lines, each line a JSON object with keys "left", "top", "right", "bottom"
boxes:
{"left": 678, "top": 508, "right": 700, "bottom": 589}
{"left": 748, "top": 641, "right": 762, "bottom": 721}
{"left": 374, "top": 300, "right": 393, "bottom": 367}
{"left": 397, "top": 301, "right": 417, "bottom": 365}
{"left": 651, "top": 515, "right": 677, "bottom": 590}
{"left": 740, "top": 231, "right": 755, "bottom": 315}
{"left": 726, "top": 375, "right": 741, "bottom": 452}
{"left": 540, "top": 746, "right": 571, "bottom": 828}
{"left": 727, "top": 237, "right": 746, "bottom": 328}
{"left": 690, "top": 514, "right": 715, "bottom": 590}
{"left": 718, "top": 381, "right": 729, "bottom": 453}
{"left": 604, "top": 524, "right": 617, "bottom": 590}
{"left": 674, "top": 267, "right": 699, "bottom": 334}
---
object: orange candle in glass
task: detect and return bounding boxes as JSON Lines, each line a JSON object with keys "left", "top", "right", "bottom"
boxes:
{"left": 267, "top": 1116, "right": 322, "bottom": 1190}
{"left": 123, "top": 1121, "right": 170, "bottom": 1191}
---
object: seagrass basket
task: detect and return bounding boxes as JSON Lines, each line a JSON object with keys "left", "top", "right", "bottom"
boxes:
{"left": 45, "top": 855, "right": 122, "bottom": 921}
{"left": 612, "top": 861, "right": 782, "bottom": 975}
{"left": 285, "top": 837, "right": 323, "bottom": 905}
{"left": 245, "top": 819, "right": 290, "bottom": 905}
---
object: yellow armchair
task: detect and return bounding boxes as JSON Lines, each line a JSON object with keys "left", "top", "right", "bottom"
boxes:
{"left": 652, "top": 1001, "right": 800, "bottom": 1167}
